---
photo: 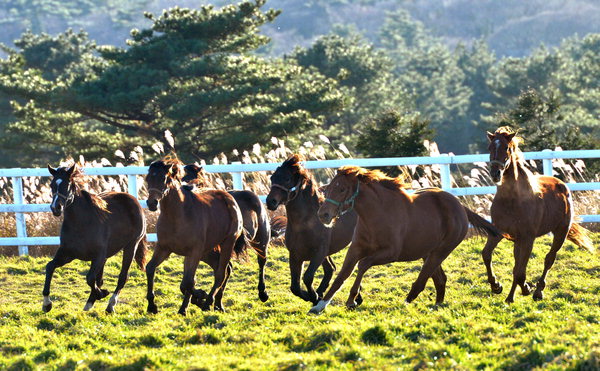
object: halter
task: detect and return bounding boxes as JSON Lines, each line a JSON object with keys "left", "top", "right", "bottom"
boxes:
{"left": 54, "top": 189, "right": 75, "bottom": 208}
{"left": 147, "top": 186, "right": 169, "bottom": 199}
{"left": 270, "top": 178, "right": 303, "bottom": 205}
{"left": 324, "top": 181, "right": 360, "bottom": 217}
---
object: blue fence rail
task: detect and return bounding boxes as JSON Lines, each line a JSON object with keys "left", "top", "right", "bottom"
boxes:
{"left": 1, "top": 149, "right": 599, "bottom": 255}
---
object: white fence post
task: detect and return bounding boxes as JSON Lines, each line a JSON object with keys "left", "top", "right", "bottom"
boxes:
{"left": 440, "top": 154, "right": 452, "bottom": 190}
{"left": 231, "top": 161, "right": 244, "bottom": 190}
{"left": 127, "top": 174, "right": 139, "bottom": 198}
{"left": 11, "top": 176, "right": 28, "bottom": 256}
{"left": 542, "top": 149, "right": 553, "bottom": 176}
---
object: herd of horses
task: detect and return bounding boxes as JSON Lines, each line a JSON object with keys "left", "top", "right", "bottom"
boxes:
{"left": 41, "top": 128, "right": 594, "bottom": 315}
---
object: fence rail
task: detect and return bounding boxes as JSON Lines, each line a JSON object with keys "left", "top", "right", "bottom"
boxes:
{"left": 1, "top": 149, "right": 599, "bottom": 254}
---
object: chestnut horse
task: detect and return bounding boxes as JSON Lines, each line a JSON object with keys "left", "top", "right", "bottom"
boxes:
{"left": 266, "top": 155, "right": 357, "bottom": 304}
{"left": 145, "top": 159, "right": 243, "bottom": 315}
{"left": 484, "top": 127, "right": 593, "bottom": 303}
{"left": 310, "top": 166, "right": 502, "bottom": 314}
{"left": 44, "top": 165, "right": 147, "bottom": 313}
{"left": 182, "top": 163, "right": 270, "bottom": 302}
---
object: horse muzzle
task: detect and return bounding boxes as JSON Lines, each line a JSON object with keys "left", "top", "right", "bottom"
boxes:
{"left": 265, "top": 194, "right": 281, "bottom": 211}
{"left": 50, "top": 205, "right": 62, "bottom": 217}
{"left": 317, "top": 209, "right": 336, "bottom": 227}
{"left": 146, "top": 198, "right": 159, "bottom": 211}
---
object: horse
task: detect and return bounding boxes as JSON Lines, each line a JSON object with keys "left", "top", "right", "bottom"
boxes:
{"left": 182, "top": 163, "right": 270, "bottom": 302}
{"left": 266, "top": 155, "right": 358, "bottom": 304}
{"left": 309, "top": 166, "right": 503, "bottom": 314}
{"left": 145, "top": 158, "right": 244, "bottom": 315}
{"left": 483, "top": 127, "right": 593, "bottom": 303}
{"left": 43, "top": 164, "right": 147, "bottom": 313}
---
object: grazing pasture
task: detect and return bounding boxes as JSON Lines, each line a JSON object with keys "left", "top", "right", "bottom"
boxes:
{"left": 0, "top": 235, "right": 598, "bottom": 370}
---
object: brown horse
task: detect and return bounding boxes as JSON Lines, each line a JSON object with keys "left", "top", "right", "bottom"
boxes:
{"left": 182, "top": 163, "right": 270, "bottom": 302}
{"left": 145, "top": 158, "right": 243, "bottom": 315}
{"left": 484, "top": 127, "right": 593, "bottom": 303}
{"left": 266, "top": 155, "right": 357, "bottom": 304}
{"left": 310, "top": 166, "right": 502, "bottom": 314}
{"left": 44, "top": 165, "right": 147, "bottom": 313}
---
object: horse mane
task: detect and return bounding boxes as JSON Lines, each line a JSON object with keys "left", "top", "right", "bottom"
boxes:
{"left": 281, "top": 154, "right": 323, "bottom": 202}
{"left": 68, "top": 165, "right": 110, "bottom": 214}
{"left": 337, "top": 166, "right": 405, "bottom": 191}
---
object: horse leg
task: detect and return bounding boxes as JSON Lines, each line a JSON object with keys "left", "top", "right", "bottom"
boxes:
{"left": 42, "top": 249, "right": 74, "bottom": 312}
{"left": 145, "top": 245, "right": 171, "bottom": 314}
{"left": 316, "top": 256, "right": 336, "bottom": 299}
{"left": 431, "top": 266, "right": 448, "bottom": 305}
{"left": 213, "top": 262, "right": 233, "bottom": 312}
{"left": 309, "top": 244, "right": 365, "bottom": 314}
{"left": 84, "top": 257, "right": 107, "bottom": 311}
{"left": 289, "top": 254, "right": 310, "bottom": 301}
{"left": 178, "top": 255, "right": 202, "bottom": 316}
{"left": 406, "top": 249, "right": 451, "bottom": 304}
{"left": 482, "top": 234, "right": 503, "bottom": 294}
{"left": 256, "top": 243, "right": 269, "bottom": 302}
{"left": 106, "top": 241, "right": 136, "bottom": 313}
{"left": 302, "top": 249, "right": 328, "bottom": 304}
{"left": 533, "top": 226, "right": 568, "bottom": 301}
{"left": 505, "top": 238, "right": 535, "bottom": 303}
{"left": 203, "top": 239, "right": 235, "bottom": 311}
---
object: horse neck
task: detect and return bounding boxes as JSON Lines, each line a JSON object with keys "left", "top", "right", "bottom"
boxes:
{"left": 499, "top": 150, "right": 537, "bottom": 195}
{"left": 63, "top": 191, "right": 92, "bottom": 220}
{"left": 352, "top": 181, "right": 409, "bottom": 219}
{"left": 285, "top": 178, "right": 320, "bottom": 221}
{"left": 159, "top": 187, "right": 185, "bottom": 216}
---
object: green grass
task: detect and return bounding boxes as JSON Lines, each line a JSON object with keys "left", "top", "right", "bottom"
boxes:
{"left": 0, "top": 235, "right": 599, "bottom": 370}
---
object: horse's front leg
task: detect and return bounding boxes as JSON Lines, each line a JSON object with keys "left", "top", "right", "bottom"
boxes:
{"left": 302, "top": 248, "right": 328, "bottom": 304}
{"left": 42, "top": 249, "right": 74, "bottom": 312}
{"left": 179, "top": 254, "right": 202, "bottom": 316}
{"left": 316, "top": 256, "right": 336, "bottom": 299}
{"left": 289, "top": 254, "right": 310, "bottom": 301}
{"left": 145, "top": 245, "right": 171, "bottom": 314}
{"left": 84, "top": 257, "right": 108, "bottom": 311}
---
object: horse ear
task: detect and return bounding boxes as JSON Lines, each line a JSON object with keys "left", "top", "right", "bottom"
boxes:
{"left": 47, "top": 165, "right": 57, "bottom": 176}
{"left": 506, "top": 133, "right": 516, "bottom": 142}
{"left": 66, "top": 164, "right": 76, "bottom": 178}
{"left": 486, "top": 132, "right": 494, "bottom": 142}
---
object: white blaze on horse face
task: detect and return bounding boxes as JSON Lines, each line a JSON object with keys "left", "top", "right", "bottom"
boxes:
{"left": 51, "top": 179, "right": 62, "bottom": 209}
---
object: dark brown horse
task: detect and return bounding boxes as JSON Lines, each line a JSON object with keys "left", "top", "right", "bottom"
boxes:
{"left": 182, "top": 163, "right": 270, "bottom": 302}
{"left": 484, "top": 127, "right": 593, "bottom": 303}
{"left": 43, "top": 165, "right": 147, "bottom": 313}
{"left": 310, "top": 166, "right": 502, "bottom": 314}
{"left": 266, "top": 155, "right": 357, "bottom": 304}
{"left": 145, "top": 158, "right": 243, "bottom": 315}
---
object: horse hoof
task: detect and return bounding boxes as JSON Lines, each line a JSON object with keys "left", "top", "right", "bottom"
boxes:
{"left": 504, "top": 297, "right": 514, "bottom": 304}
{"left": 533, "top": 291, "right": 544, "bottom": 301}
{"left": 522, "top": 283, "right": 533, "bottom": 296}
{"left": 100, "top": 289, "right": 110, "bottom": 299}
{"left": 106, "top": 306, "right": 114, "bottom": 314}
{"left": 178, "top": 309, "right": 187, "bottom": 316}
{"left": 214, "top": 306, "right": 226, "bottom": 313}
{"left": 346, "top": 302, "right": 357, "bottom": 310}
{"left": 308, "top": 306, "right": 323, "bottom": 315}
{"left": 83, "top": 301, "right": 94, "bottom": 311}
{"left": 42, "top": 303, "right": 53, "bottom": 313}
{"left": 355, "top": 294, "right": 363, "bottom": 306}
{"left": 147, "top": 304, "right": 158, "bottom": 314}
{"left": 259, "top": 291, "right": 269, "bottom": 302}
{"left": 491, "top": 284, "right": 503, "bottom": 295}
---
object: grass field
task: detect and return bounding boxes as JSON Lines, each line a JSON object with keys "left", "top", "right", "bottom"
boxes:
{"left": 0, "top": 235, "right": 599, "bottom": 370}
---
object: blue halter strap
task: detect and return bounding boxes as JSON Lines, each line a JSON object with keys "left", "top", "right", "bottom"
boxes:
{"left": 324, "top": 181, "right": 360, "bottom": 216}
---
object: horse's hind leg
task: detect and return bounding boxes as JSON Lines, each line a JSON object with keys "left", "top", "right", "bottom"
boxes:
{"left": 316, "top": 256, "right": 336, "bottom": 299}
{"left": 533, "top": 226, "right": 568, "bottom": 301}
{"left": 482, "top": 234, "right": 503, "bottom": 294}
{"left": 179, "top": 254, "right": 202, "bottom": 316}
{"left": 145, "top": 245, "right": 171, "bottom": 314}
{"left": 213, "top": 262, "right": 233, "bottom": 312}
{"left": 256, "top": 242, "right": 269, "bottom": 302}
{"left": 84, "top": 257, "right": 108, "bottom": 311}
{"left": 106, "top": 241, "right": 137, "bottom": 313}
{"left": 431, "top": 266, "right": 447, "bottom": 305}
{"left": 406, "top": 249, "right": 452, "bottom": 304}
{"left": 203, "top": 239, "right": 235, "bottom": 311}
{"left": 302, "top": 250, "right": 329, "bottom": 304}
{"left": 505, "top": 238, "right": 534, "bottom": 303}
{"left": 42, "top": 249, "right": 74, "bottom": 312}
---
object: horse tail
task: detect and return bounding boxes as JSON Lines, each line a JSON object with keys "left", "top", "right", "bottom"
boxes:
{"left": 223, "top": 193, "right": 245, "bottom": 257}
{"left": 464, "top": 207, "right": 505, "bottom": 238}
{"left": 135, "top": 239, "right": 149, "bottom": 271}
{"left": 270, "top": 215, "right": 287, "bottom": 238}
{"left": 234, "top": 228, "right": 252, "bottom": 256}
{"left": 567, "top": 223, "right": 594, "bottom": 252}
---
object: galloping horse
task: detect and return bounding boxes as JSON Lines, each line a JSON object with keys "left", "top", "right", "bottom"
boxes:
{"left": 43, "top": 165, "right": 147, "bottom": 313}
{"left": 310, "top": 166, "right": 502, "bottom": 314}
{"left": 145, "top": 158, "right": 243, "bottom": 315}
{"left": 266, "top": 155, "right": 357, "bottom": 304}
{"left": 483, "top": 127, "right": 593, "bottom": 303}
{"left": 182, "top": 163, "right": 270, "bottom": 302}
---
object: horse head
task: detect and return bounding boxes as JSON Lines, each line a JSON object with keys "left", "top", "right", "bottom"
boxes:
{"left": 145, "top": 160, "right": 183, "bottom": 211}
{"left": 47, "top": 164, "right": 77, "bottom": 217}
{"left": 266, "top": 154, "right": 306, "bottom": 211}
{"left": 487, "top": 128, "right": 516, "bottom": 183}
{"left": 317, "top": 169, "right": 359, "bottom": 227}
